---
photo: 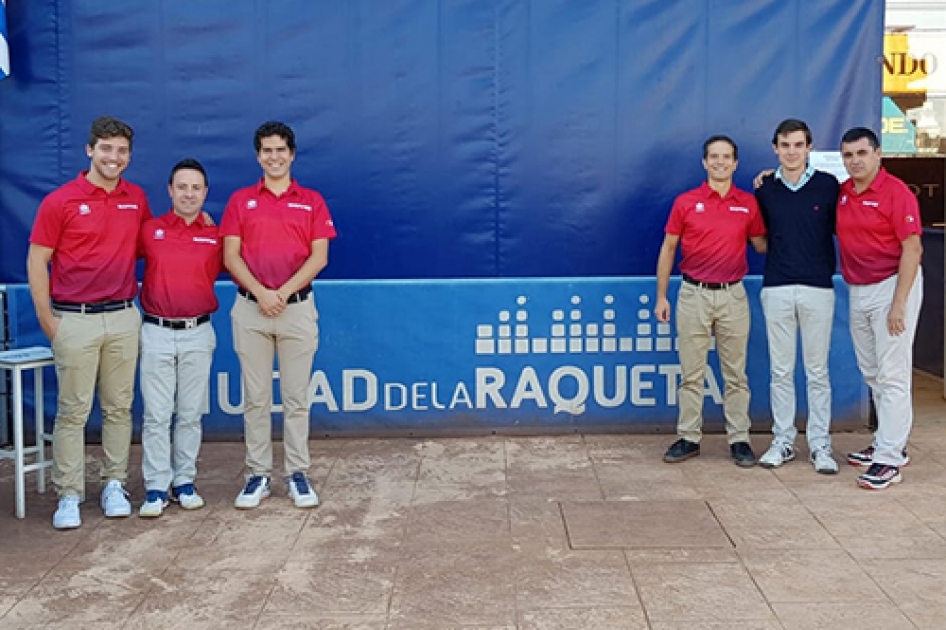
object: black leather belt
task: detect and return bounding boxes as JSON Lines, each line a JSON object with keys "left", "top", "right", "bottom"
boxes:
{"left": 238, "top": 286, "right": 311, "bottom": 304}
{"left": 52, "top": 299, "right": 133, "bottom": 314}
{"left": 143, "top": 313, "right": 211, "bottom": 330}
{"left": 682, "top": 274, "right": 739, "bottom": 290}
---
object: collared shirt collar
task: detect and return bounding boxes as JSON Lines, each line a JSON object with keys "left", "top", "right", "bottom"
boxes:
{"left": 255, "top": 177, "right": 301, "bottom": 198}
{"left": 775, "top": 164, "right": 815, "bottom": 192}
{"left": 847, "top": 166, "right": 889, "bottom": 195}
{"left": 699, "top": 181, "right": 738, "bottom": 200}
{"left": 75, "top": 171, "right": 130, "bottom": 196}
{"left": 163, "top": 209, "right": 206, "bottom": 230}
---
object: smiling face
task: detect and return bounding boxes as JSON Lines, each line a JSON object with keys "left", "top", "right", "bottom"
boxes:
{"left": 168, "top": 168, "right": 208, "bottom": 222}
{"left": 702, "top": 140, "right": 737, "bottom": 184}
{"left": 256, "top": 134, "right": 295, "bottom": 182}
{"left": 841, "top": 137, "right": 882, "bottom": 186}
{"left": 86, "top": 136, "right": 131, "bottom": 189}
{"left": 774, "top": 129, "right": 811, "bottom": 175}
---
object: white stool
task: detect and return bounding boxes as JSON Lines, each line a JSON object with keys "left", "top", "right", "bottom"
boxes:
{"left": 0, "top": 347, "right": 55, "bottom": 518}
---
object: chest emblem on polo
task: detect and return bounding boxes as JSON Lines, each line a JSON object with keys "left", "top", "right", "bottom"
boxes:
{"left": 729, "top": 206, "right": 749, "bottom": 213}
{"left": 863, "top": 200, "right": 879, "bottom": 207}
{"left": 287, "top": 202, "right": 312, "bottom": 211}
{"left": 154, "top": 229, "right": 165, "bottom": 240}
{"left": 79, "top": 203, "right": 91, "bottom": 215}
{"left": 695, "top": 202, "right": 705, "bottom": 213}
{"left": 840, "top": 195, "right": 848, "bottom": 205}
{"left": 247, "top": 199, "right": 258, "bottom": 210}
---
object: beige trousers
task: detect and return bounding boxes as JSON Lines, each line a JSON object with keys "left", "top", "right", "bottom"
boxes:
{"left": 674, "top": 281, "right": 751, "bottom": 444}
{"left": 50, "top": 306, "right": 141, "bottom": 498}
{"left": 231, "top": 293, "right": 319, "bottom": 478}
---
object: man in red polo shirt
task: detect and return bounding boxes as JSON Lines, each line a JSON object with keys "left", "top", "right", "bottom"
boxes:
{"left": 221, "top": 121, "right": 337, "bottom": 510}
{"left": 137, "top": 158, "right": 222, "bottom": 517}
{"left": 655, "top": 135, "right": 767, "bottom": 467}
{"left": 27, "top": 116, "right": 151, "bottom": 530}
{"left": 836, "top": 127, "right": 923, "bottom": 490}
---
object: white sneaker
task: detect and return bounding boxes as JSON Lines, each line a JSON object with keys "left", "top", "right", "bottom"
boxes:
{"left": 53, "top": 495, "right": 82, "bottom": 530}
{"left": 171, "top": 484, "right": 205, "bottom": 510}
{"left": 139, "top": 491, "right": 169, "bottom": 518}
{"left": 286, "top": 472, "right": 320, "bottom": 509}
{"left": 759, "top": 443, "right": 795, "bottom": 469}
{"left": 811, "top": 449, "right": 839, "bottom": 475}
{"left": 101, "top": 480, "right": 132, "bottom": 518}
{"left": 234, "top": 476, "right": 271, "bottom": 509}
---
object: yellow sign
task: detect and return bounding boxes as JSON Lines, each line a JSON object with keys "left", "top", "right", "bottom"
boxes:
{"left": 883, "top": 33, "right": 928, "bottom": 94}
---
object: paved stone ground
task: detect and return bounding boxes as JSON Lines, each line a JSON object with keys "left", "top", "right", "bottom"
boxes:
{"left": 0, "top": 372, "right": 944, "bottom": 629}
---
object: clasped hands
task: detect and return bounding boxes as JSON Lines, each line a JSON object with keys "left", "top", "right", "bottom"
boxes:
{"left": 255, "top": 287, "right": 289, "bottom": 317}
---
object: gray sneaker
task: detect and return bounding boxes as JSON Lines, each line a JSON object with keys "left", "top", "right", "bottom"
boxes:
{"left": 811, "top": 449, "right": 839, "bottom": 475}
{"left": 759, "top": 443, "right": 795, "bottom": 469}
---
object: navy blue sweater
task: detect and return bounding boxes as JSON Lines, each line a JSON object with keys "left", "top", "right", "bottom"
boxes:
{"left": 755, "top": 170, "right": 839, "bottom": 288}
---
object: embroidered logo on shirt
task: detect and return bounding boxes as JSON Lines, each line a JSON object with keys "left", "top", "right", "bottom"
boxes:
{"left": 840, "top": 195, "right": 848, "bottom": 205}
{"left": 154, "top": 229, "right": 165, "bottom": 240}
{"left": 326, "top": 219, "right": 334, "bottom": 226}
{"left": 287, "top": 202, "right": 312, "bottom": 211}
{"left": 78, "top": 203, "right": 91, "bottom": 215}
{"left": 117, "top": 203, "right": 139, "bottom": 210}
{"left": 193, "top": 237, "right": 218, "bottom": 244}
{"left": 729, "top": 206, "right": 749, "bottom": 213}
{"left": 247, "top": 199, "right": 258, "bottom": 210}
{"left": 695, "top": 202, "right": 705, "bottom": 213}
{"left": 862, "top": 200, "right": 879, "bottom": 207}
{"left": 906, "top": 215, "right": 915, "bottom": 223}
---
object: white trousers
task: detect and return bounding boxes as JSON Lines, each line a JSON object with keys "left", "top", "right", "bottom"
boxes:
{"left": 140, "top": 321, "right": 216, "bottom": 491}
{"left": 848, "top": 269, "right": 923, "bottom": 467}
{"left": 760, "top": 285, "right": 835, "bottom": 453}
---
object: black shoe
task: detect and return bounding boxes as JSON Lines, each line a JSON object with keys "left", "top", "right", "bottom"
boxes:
{"left": 664, "top": 439, "right": 700, "bottom": 463}
{"left": 730, "top": 442, "right": 757, "bottom": 467}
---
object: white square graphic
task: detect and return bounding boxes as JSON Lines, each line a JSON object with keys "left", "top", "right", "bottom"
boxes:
{"left": 499, "top": 325, "right": 511, "bottom": 338}
{"left": 636, "top": 338, "right": 653, "bottom": 352}
{"left": 552, "top": 324, "right": 566, "bottom": 337}
{"left": 585, "top": 338, "right": 599, "bottom": 352}
{"left": 498, "top": 339, "right": 512, "bottom": 354}
{"left": 656, "top": 337, "right": 672, "bottom": 351}
{"left": 551, "top": 338, "right": 567, "bottom": 353}
{"left": 570, "top": 324, "right": 582, "bottom": 336}
{"left": 657, "top": 323, "right": 671, "bottom": 336}
{"left": 515, "top": 324, "right": 528, "bottom": 337}
{"left": 477, "top": 325, "right": 493, "bottom": 338}
{"left": 603, "top": 323, "right": 616, "bottom": 336}
{"left": 476, "top": 339, "right": 495, "bottom": 355}
{"left": 585, "top": 323, "right": 598, "bottom": 336}
{"left": 619, "top": 338, "right": 634, "bottom": 352}
{"left": 569, "top": 338, "right": 583, "bottom": 353}
{"left": 515, "top": 339, "right": 529, "bottom": 354}
{"left": 637, "top": 323, "right": 651, "bottom": 336}
{"left": 603, "top": 338, "right": 617, "bottom": 352}
{"left": 532, "top": 338, "right": 549, "bottom": 353}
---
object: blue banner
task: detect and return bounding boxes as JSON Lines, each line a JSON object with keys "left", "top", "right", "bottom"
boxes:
{"left": 4, "top": 277, "right": 868, "bottom": 438}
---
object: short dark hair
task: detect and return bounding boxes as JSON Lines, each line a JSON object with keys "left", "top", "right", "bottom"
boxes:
{"left": 88, "top": 116, "right": 134, "bottom": 150}
{"left": 254, "top": 121, "right": 296, "bottom": 153}
{"left": 168, "top": 158, "right": 208, "bottom": 186}
{"left": 703, "top": 135, "right": 738, "bottom": 160}
{"left": 772, "top": 118, "right": 812, "bottom": 146}
{"left": 840, "top": 127, "right": 880, "bottom": 149}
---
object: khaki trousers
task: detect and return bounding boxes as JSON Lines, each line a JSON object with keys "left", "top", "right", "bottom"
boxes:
{"left": 231, "top": 293, "right": 319, "bottom": 478}
{"left": 50, "top": 306, "right": 141, "bottom": 498}
{"left": 675, "top": 281, "right": 751, "bottom": 444}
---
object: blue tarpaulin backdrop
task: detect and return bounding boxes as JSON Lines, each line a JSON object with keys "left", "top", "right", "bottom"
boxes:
{"left": 0, "top": 1, "right": 881, "bottom": 434}
{"left": 0, "top": 0, "right": 882, "bottom": 282}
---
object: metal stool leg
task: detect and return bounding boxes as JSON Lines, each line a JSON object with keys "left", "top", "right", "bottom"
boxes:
{"left": 13, "top": 365, "right": 26, "bottom": 519}
{"left": 35, "top": 366, "right": 47, "bottom": 492}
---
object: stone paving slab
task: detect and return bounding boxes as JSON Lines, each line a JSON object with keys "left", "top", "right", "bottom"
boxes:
{"left": 0, "top": 371, "right": 943, "bottom": 628}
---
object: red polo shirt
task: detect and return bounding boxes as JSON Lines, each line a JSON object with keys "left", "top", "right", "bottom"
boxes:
{"left": 837, "top": 168, "right": 922, "bottom": 286}
{"left": 139, "top": 211, "right": 222, "bottom": 318}
{"left": 29, "top": 172, "right": 152, "bottom": 303}
{"left": 665, "top": 182, "right": 766, "bottom": 283}
{"left": 220, "top": 179, "right": 337, "bottom": 289}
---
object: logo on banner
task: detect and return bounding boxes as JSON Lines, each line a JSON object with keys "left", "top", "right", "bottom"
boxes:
{"left": 216, "top": 289, "right": 726, "bottom": 418}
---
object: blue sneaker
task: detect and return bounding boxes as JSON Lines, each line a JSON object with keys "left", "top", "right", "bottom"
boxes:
{"left": 139, "top": 490, "right": 169, "bottom": 518}
{"left": 171, "top": 484, "right": 205, "bottom": 510}
{"left": 234, "top": 476, "right": 271, "bottom": 509}
{"left": 287, "top": 472, "right": 320, "bottom": 508}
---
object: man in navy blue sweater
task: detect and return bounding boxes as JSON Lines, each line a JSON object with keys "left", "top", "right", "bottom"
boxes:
{"left": 754, "top": 119, "right": 840, "bottom": 474}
